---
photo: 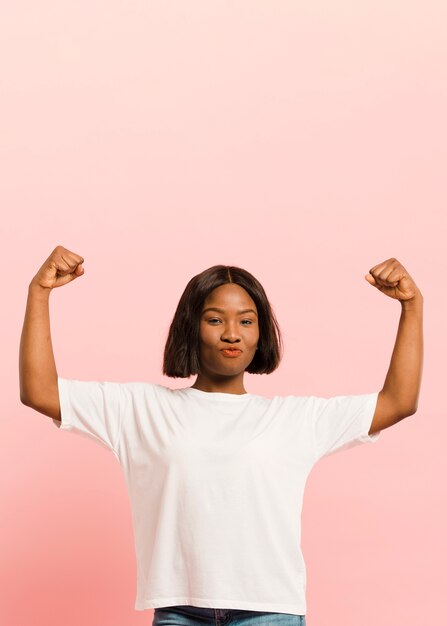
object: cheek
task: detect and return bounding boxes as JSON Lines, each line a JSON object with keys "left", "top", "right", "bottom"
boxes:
{"left": 199, "top": 326, "right": 218, "bottom": 346}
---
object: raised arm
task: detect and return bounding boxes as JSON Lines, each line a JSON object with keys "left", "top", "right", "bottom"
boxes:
{"left": 19, "top": 246, "right": 85, "bottom": 420}
{"left": 364, "top": 257, "right": 423, "bottom": 435}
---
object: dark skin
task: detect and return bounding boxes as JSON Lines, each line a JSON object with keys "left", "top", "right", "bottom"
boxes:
{"left": 190, "top": 284, "right": 259, "bottom": 395}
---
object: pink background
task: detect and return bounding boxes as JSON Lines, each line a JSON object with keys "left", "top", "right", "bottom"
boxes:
{"left": 2, "top": 1, "right": 445, "bottom": 625}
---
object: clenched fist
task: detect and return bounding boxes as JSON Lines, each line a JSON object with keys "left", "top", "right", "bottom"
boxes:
{"left": 364, "top": 257, "right": 422, "bottom": 303}
{"left": 30, "top": 246, "right": 85, "bottom": 290}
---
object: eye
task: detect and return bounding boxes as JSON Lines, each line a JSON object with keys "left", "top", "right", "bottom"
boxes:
{"left": 206, "top": 318, "right": 254, "bottom": 325}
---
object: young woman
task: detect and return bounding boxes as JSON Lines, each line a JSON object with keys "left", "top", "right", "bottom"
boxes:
{"left": 20, "top": 246, "right": 423, "bottom": 626}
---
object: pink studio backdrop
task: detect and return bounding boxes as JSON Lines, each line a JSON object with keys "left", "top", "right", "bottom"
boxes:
{"left": 2, "top": 1, "right": 445, "bottom": 625}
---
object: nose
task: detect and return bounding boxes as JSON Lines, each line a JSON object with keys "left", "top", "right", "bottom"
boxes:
{"left": 221, "top": 322, "right": 241, "bottom": 343}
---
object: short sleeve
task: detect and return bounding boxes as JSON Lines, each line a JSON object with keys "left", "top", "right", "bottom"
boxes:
{"left": 52, "top": 377, "right": 122, "bottom": 456}
{"left": 310, "top": 391, "right": 381, "bottom": 461}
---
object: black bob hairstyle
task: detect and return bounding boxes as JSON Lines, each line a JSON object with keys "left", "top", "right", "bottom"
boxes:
{"left": 163, "top": 264, "right": 283, "bottom": 378}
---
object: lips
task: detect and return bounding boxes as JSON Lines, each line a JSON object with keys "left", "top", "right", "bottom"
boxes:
{"left": 220, "top": 348, "right": 242, "bottom": 357}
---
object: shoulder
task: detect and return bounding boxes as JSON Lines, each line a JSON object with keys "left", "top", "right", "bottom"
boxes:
{"left": 116, "top": 380, "right": 171, "bottom": 397}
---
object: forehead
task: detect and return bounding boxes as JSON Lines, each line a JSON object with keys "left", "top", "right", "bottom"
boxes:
{"left": 203, "top": 284, "right": 257, "bottom": 309}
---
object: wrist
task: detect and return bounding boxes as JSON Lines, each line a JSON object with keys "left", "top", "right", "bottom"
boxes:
{"left": 400, "top": 291, "right": 423, "bottom": 311}
{"left": 28, "top": 281, "right": 52, "bottom": 299}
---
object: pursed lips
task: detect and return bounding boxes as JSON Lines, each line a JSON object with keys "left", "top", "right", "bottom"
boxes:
{"left": 220, "top": 347, "right": 242, "bottom": 355}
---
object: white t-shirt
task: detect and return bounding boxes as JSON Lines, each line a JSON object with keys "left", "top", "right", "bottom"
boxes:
{"left": 53, "top": 377, "right": 381, "bottom": 616}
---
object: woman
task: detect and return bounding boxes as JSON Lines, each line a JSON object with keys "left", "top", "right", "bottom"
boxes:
{"left": 19, "top": 246, "right": 423, "bottom": 626}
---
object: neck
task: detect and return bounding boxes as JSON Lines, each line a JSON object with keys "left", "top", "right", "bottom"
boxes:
{"left": 191, "top": 374, "right": 247, "bottom": 395}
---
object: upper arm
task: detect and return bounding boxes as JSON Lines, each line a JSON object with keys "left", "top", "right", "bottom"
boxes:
{"left": 21, "top": 382, "right": 61, "bottom": 422}
{"left": 310, "top": 391, "right": 381, "bottom": 460}
{"left": 368, "top": 389, "right": 415, "bottom": 435}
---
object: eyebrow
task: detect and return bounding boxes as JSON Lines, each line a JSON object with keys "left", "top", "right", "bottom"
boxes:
{"left": 202, "top": 307, "right": 258, "bottom": 317}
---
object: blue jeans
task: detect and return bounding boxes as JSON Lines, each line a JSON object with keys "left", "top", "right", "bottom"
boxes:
{"left": 152, "top": 605, "right": 306, "bottom": 626}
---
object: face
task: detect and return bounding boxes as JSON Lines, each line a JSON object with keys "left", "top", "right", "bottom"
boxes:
{"left": 197, "top": 283, "right": 260, "bottom": 382}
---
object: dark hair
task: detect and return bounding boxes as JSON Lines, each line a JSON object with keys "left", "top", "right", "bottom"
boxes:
{"left": 163, "top": 264, "right": 283, "bottom": 378}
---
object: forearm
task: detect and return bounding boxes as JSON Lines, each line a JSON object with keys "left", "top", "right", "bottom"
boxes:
{"left": 19, "top": 282, "right": 58, "bottom": 405}
{"left": 382, "top": 293, "right": 424, "bottom": 415}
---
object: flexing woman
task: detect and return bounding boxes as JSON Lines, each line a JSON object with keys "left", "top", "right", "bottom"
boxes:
{"left": 19, "top": 246, "right": 423, "bottom": 626}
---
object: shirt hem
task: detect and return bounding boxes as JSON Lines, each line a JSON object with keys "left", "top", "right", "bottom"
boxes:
{"left": 52, "top": 377, "right": 72, "bottom": 431}
{"left": 134, "top": 596, "right": 306, "bottom": 616}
